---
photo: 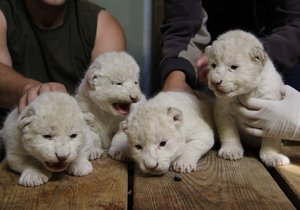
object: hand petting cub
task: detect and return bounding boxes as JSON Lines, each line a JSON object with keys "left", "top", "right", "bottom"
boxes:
{"left": 0, "top": 92, "right": 93, "bottom": 187}
{"left": 205, "top": 29, "right": 289, "bottom": 167}
{"left": 75, "top": 51, "right": 144, "bottom": 161}
{"left": 121, "top": 91, "right": 215, "bottom": 175}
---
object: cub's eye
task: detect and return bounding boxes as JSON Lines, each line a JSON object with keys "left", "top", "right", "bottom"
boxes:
{"left": 211, "top": 63, "right": 216, "bottom": 68}
{"left": 43, "top": 135, "right": 52, "bottom": 140}
{"left": 134, "top": 82, "right": 138, "bottom": 85}
{"left": 230, "top": 65, "right": 238, "bottom": 70}
{"left": 70, "top": 134, "right": 77, "bottom": 139}
{"left": 112, "top": 82, "right": 123, "bottom": 85}
{"left": 135, "top": 145, "right": 143, "bottom": 150}
{"left": 159, "top": 141, "right": 167, "bottom": 147}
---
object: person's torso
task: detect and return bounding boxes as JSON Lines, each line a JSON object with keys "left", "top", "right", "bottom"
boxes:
{"left": 0, "top": 0, "right": 103, "bottom": 93}
{"left": 202, "top": 0, "right": 281, "bottom": 41}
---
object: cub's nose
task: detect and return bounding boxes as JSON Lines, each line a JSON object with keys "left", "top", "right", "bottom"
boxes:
{"left": 212, "top": 80, "right": 223, "bottom": 86}
{"left": 130, "top": 95, "right": 139, "bottom": 103}
{"left": 56, "top": 153, "right": 69, "bottom": 162}
{"left": 210, "top": 73, "right": 223, "bottom": 86}
{"left": 145, "top": 162, "right": 159, "bottom": 170}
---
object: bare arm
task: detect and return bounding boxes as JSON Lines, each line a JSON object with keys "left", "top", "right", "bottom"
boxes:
{"left": 0, "top": 10, "right": 39, "bottom": 109}
{"left": 91, "top": 10, "right": 126, "bottom": 61}
{"left": 0, "top": 10, "right": 125, "bottom": 112}
{"left": 161, "top": 71, "right": 194, "bottom": 93}
{"left": 0, "top": 11, "right": 66, "bottom": 112}
{"left": 160, "top": 0, "right": 210, "bottom": 92}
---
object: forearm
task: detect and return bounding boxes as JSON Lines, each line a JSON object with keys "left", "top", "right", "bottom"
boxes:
{"left": 0, "top": 63, "right": 40, "bottom": 109}
{"left": 160, "top": 0, "right": 210, "bottom": 88}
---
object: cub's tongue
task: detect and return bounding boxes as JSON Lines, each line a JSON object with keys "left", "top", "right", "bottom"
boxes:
{"left": 45, "top": 161, "right": 68, "bottom": 172}
{"left": 113, "top": 103, "right": 131, "bottom": 115}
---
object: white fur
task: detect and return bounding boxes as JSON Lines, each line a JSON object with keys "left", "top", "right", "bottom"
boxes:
{"left": 0, "top": 92, "right": 93, "bottom": 187}
{"left": 121, "top": 91, "right": 215, "bottom": 175}
{"left": 205, "top": 30, "right": 289, "bottom": 167}
{"left": 75, "top": 51, "right": 144, "bottom": 160}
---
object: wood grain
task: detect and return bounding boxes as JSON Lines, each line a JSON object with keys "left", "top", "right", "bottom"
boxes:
{"left": 273, "top": 145, "right": 300, "bottom": 208}
{"left": 0, "top": 155, "right": 128, "bottom": 210}
{"left": 133, "top": 149, "right": 295, "bottom": 210}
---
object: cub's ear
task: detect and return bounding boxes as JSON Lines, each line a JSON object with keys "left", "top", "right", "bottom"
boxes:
{"left": 249, "top": 47, "right": 267, "bottom": 66}
{"left": 120, "top": 120, "right": 129, "bottom": 134}
{"left": 83, "top": 112, "right": 95, "bottom": 125}
{"left": 87, "top": 66, "right": 102, "bottom": 90}
{"left": 17, "top": 107, "right": 36, "bottom": 130}
{"left": 167, "top": 107, "right": 183, "bottom": 128}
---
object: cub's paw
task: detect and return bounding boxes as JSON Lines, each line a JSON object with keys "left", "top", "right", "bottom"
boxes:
{"left": 109, "top": 132, "right": 129, "bottom": 161}
{"left": 171, "top": 157, "right": 197, "bottom": 173}
{"left": 19, "top": 169, "right": 51, "bottom": 187}
{"left": 218, "top": 144, "right": 244, "bottom": 160}
{"left": 108, "top": 150, "right": 128, "bottom": 161}
{"left": 68, "top": 159, "right": 93, "bottom": 176}
{"left": 89, "top": 147, "right": 104, "bottom": 160}
{"left": 260, "top": 151, "right": 290, "bottom": 167}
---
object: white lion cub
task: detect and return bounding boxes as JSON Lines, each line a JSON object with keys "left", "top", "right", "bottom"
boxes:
{"left": 205, "top": 29, "right": 289, "bottom": 167}
{"left": 75, "top": 51, "right": 144, "bottom": 160}
{"left": 0, "top": 92, "right": 93, "bottom": 187}
{"left": 121, "top": 91, "right": 215, "bottom": 175}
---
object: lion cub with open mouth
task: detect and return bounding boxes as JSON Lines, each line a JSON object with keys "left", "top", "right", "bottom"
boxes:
{"left": 75, "top": 51, "right": 144, "bottom": 160}
{"left": 1, "top": 92, "right": 92, "bottom": 186}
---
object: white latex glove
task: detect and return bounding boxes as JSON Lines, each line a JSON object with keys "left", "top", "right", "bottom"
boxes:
{"left": 234, "top": 85, "right": 300, "bottom": 140}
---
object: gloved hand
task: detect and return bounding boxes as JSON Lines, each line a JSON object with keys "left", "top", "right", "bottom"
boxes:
{"left": 234, "top": 85, "right": 300, "bottom": 140}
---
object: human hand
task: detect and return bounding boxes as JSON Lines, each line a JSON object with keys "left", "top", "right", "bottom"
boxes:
{"left": 196, "top": 54, "right": 209, "bottom": 84}
{"left": 234, "top": 85, "right": 300, "bottom": 141}
{"left": 162, "top": 71, "right": 193, "bottom": 93}
{"left": 18, "top": 82, "right": 67, "bottom": 113}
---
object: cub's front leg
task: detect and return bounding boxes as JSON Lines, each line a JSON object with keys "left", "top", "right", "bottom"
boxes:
{"left": 68, "top": 136, "right": 94, "bottom": 177}
{"left": 108, "top": 130, "right": 129, "bottom": 161}
{"left": 215, "top": 100, "right": 244, "bottom": 160}
{"left": 82, "top": 113, "right": 104, "bottom": 160}
{"left": 171, "top": 128, "right": 214, "bottom": 173}
{"left": 67, "top": 157, "right": 93, "bottom": 177}
{"left": 6, "top": 153, "right": 51, "bottom": 187}
{"left": 260, "top": 137, "right": 290, "bottom": 167}
{"left": 86, "top": 127, "right": 104, "bottom": 160}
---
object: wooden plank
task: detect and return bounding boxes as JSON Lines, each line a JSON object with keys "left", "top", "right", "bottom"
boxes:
{"left": 0, "top": 155, "right": 128, "bottom": 210}
{"left": 272, "top": 145, "right": 300, "bottom": 208}
{"left": 133, "top": 149, "right": 295, "bottom": 210}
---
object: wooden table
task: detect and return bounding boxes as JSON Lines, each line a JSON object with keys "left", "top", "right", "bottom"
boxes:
{"left": 0, "top": 147, "right": 299, "bottom": 210}
{"left": 0, "top": 155, "right": 128, "bottom": 210}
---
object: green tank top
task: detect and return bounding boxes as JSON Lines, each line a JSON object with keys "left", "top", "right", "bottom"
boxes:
{"left": 0, "top": 0, "right": 103, "bottom": 93}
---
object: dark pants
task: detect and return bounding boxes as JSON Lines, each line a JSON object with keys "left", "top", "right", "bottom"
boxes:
{"left": 282, "top": 64, "right": 300, "bottom": 91}
{"left": 0, "top": 108, "right": 8, "bottom": 128}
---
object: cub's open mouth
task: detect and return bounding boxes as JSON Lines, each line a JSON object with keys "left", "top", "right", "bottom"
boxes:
{"left": 113, "top": 102, "right": 131, "bottom": 115}
{"left": 45, "top": 161, "right": 68, "bottom": 172}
